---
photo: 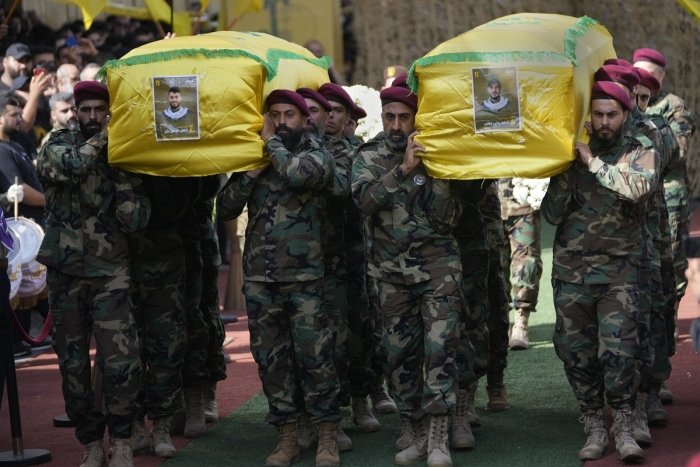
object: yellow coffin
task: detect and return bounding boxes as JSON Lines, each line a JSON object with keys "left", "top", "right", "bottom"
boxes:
{"left": 101, "top": 31, "right": 330, "bottom": 176}
{"left": 408, "top": 14, "right": 616, "bottom": 180}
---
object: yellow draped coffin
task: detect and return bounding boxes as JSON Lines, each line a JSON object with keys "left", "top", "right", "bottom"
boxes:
{"left": 101, "top": 31, "right": 330, "bottom": 176}
{"left": 408, "top": 14, "right": 616, "bottom": 180}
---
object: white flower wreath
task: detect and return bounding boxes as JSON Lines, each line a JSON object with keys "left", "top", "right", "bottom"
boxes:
{"left": 511, "top": 178, "right": 550, "bottom": 210}
{"left": 343, "top": 84, "right": 383, "bottom": 142}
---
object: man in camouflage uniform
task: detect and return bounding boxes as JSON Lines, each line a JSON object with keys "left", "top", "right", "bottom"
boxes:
{"left": 633, "top": 48, "right": 697, "bottom": 405}
{"left": 127, "top": 175, "right": 188, "bottom": 458}
{"left": 541, "top": 81, "right": 659, "bottom": 463}
{"left": 497, "top": 178, "right": 544, "bottom": 350}
{"left": 352, "top": 78, "right": 461, "bottom": 467}
{"left": 37, "top": 81, "right": 150, "bottom": 467}
{"left": 218, "top": 90, "right": 340, "bottom": 467}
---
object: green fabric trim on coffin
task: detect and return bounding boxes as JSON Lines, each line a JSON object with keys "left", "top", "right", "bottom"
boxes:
{"left": 97, "top": 48, "right": 330, "bottom": 82}
{"left": 407, "top": 50, "right": 568, "bottom": 93}
{"left": 562, "top": 16, "right": 599, "bottom": 65}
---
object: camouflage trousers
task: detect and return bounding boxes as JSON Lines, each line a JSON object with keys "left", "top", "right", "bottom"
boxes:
{"left": 487, "top": 250, "right": 511, "bottom": 374}
{"left": 502, "top": 212, "right": 543, "bottom": 312}
{"left": 130, "top": 228, "right": 186, "bottom": 420}
{"left": 664, "top": 178, "right": 690, "bottom": 300}
{"left": 201, "top": 253, "right": 226, "bottom": 383}
{"left": 377, "top": 274, "right": 461, "bottom": 418}
{"left": 323, "top": 267, "right": 350, "bottom": 406}
{"left": 552, "top": 280, "right": 641, "bottom": 412}
{"left": 347, "top": 256, "right": 381, "bottom": 398}
{"left": 181, "top": 238, "right": 210, "bottom": 387}
{"left": 637, "top": 264, "right": 672, "bottom": 392}
{"left": 47, "top": 269, "right": 142, "bottom": 443}
{"left": 456, "top": 252, "right": 488, "bottom": 386}
{"left": 244, "top": 279, "right": 341, "bottom": 425}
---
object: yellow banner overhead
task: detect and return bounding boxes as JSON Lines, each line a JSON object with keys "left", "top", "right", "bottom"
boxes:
{"left": 101, "top": 31, "right": 330, "bottom": 177}
{"left": 408, "top": 13, "right": 616, "bottom": 180}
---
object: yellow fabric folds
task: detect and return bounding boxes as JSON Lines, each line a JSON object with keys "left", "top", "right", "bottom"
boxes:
{"left": 102, "top": 31, "right": 329, "bottom": 177}
{"left": 408, "top": 13, "right": 616, "bottom": 180}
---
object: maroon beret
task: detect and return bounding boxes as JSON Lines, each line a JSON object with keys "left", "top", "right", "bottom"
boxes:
{"left": 73, "top": 80, "right": 109, "bottom": 106}
{"left": 350, "top": 104, "right": 367, "bottom": 121}
{"left": 603, "top": 58, "right": 633, "bottom": 68}
{"left": 318, "top": 83, "right": 355, "bottom": 111}
{"left": 266, "top": 89, "right": 310, "bottom": 116}
{"left": 594, "top": 65, "right": 639, "bottom": 91}
{"left": 633, "top": 48, "right": 666, "bottom": 68}
{"left": 296, "top": 87, "right": 332, "bottom": 112}
{"left": 635, "top": 67, "right": 660, "bottom": 92}
{"left": 591, "top": 81, "right": 632, "bottom": 111}
{"left": 380, "top": 74, "right": 418, "bottom": 112}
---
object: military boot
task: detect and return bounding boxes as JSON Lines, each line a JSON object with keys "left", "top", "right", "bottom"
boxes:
{"left": 509, "top": 309, "right": 530, "bottom": 349}
{"left": 427, "top": 414, "right": 452, "bottom": 467}
{"left": 297, "top": 411, "right": 318, "bottom": 451}
{"left": 183, "top": 385, "right": 206, "bottom": 438}
{"left": 79, "top": 440, "right": 105, "bottom": 467}
{"left": 465, "top": 380, "right": 480, "bottom": 427}
{"left": 451, "top": 389, "right": 475, "bottom": 449}
{"left": 128, "top": 418, "right": 151, "bottom": 454}
{"left": 336, "top": 425, "right": 353, "bottom": 452}
{"left": 371, "top": 378, "right": 397, "bottom": 414}
{"left": 577, "top": 409, "right": 608, "bottom": 460}
{"left": 646, "top": 388, "right": 669, "bottom": 426}
{"left": 486, "top": 370, "right": 510, "bottom": 412}
{"left": 203, "top": 382, "right": 218, "bottom": 423}
{"left": 351, "top": 396, "right": 381, "bottom": 432}
{"left": 395, "top": 417, "right": 414, "bottom": 451}
{"left": 266, "top": 423, "right": 299, "bottom": 467}
{"left": 394, "top": 417, "right": 427, "bottom": 465}
{"left": 633, "top": 393, "right": 652, "bottom": 447}
{"left": 108, "top": 438, "right": 134, "bottom": 467}
{"left": 659, "top": 382, "right": 673, "bottom": 404}
{"left": 152, "top": 417, "right": 177, "bottom": 458}
{"left": 316, "top": 422, "right": 340, "bottom": 467}
{"left": 611, "top": 409, "right": 645, "bottom": 463}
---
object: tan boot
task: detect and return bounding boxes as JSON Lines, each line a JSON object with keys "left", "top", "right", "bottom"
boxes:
{"left": 266, "top": 423, "right": 299, "bottom": 467}
{"left": 128, "top": 418, "right": 151, "bottom": 454}
{"left": 451, "top": 389, "right": 475, "bottom": 449}
{"left": 659, "top": 382, "right": 673, "bottom": 404}
{"left": 465, "top": 381, "right": 480, "bottom": 427}
{"left": 577, "top": 409, "right": 608, "bottom": 460}
{"left": 203, "top": 382, "right": 219, "bottom": 423}
{"left": 297, "top": 411, "right": 318, "bottom": 451}
{"left": 486, "top": 370, "right": 510, "bottom": 412}
{"left": 316, "top": 422, "right": 340, "bottom": 467}
{"left": 79, "top": 440, "right": 105, "bottom": 467}
{"left": 394, "top": 417, "right": 427, "bottom": 465}
{"left": 427, "top": 414, "right": 452, "bottom": 467}
{"left": 183, "top": 385, "right": 206, "bottom": 438}
{"left": 509, "top": 309, "right": 530, "bottom": 350}
{"left": 611, "top": 409, "right": 644, "bottom": 463}
{"left": 152, "top": 417, "right": 177, "bottom": 458}
{"left": 395, "top": 417, "right": 414, "bottom": 451}
{"left": 371, "top": 378, "right": 397, "bottom": 414}
{"left": 646, "top": 388, "right": 669, "bottom": 426}
{"left": 108, "top": 438, "right": 133, "bottom": 467}
{"left": 351, "top": 396, "right": 381, "bottom": 432}
{"left": 633, "top": 393, "right": 652, "bottom": 447}
{"left": 336, "top": 425, "right": 353, "bottom": 452}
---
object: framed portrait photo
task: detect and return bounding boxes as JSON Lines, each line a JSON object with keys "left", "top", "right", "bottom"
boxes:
{"left": 153, "top": 75, "right": 201, "bottom": 141}
{"left": 471, "top": 66, "right": 522, "bottom": 133}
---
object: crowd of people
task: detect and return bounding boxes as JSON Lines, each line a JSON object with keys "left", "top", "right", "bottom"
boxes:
{"left": 0, "top": 8, "right": 697, "bottom": 467}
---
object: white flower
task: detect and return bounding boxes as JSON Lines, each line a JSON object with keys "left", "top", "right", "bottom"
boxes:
{"left": 343, "top": 84, "right": 383, "bottom": 141}
{"left": 511, "top": 178, "right": 550, "bottom": 210}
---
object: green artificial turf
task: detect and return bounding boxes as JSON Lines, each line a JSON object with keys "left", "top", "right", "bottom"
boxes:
{"left": 168, "top": 220, "right": 586, "bottom": 466}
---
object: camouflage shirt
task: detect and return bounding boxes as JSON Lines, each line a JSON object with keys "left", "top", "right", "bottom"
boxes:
{"left": 453, "top": 180, "right": 489, "bottom": 254}
{"left": 498, "top": 178, "right": 534, "bottom": 218}
{"left": 322, "top": 135, "right": 353, "bottom": 274}
{"left": 646, "top": 90, "right": 697, "bottom": 165}
{"left": 351, "top": 134, "right": 462, "bottom": 285}
{"left": 541, "top": 120, "right": 659, "bottom": 285}
{"left": 37, "top": 129, "right": 151, "bottom": 277}
{"left": 478, "top": 180, "right": 506, "bottom": 252}
{"left": 217, "top": 132, "right": 334, "bottom": 282}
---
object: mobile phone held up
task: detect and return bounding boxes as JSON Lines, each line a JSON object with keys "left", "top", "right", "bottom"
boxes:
{"left": 33, "top": 66, "right": 45, "bottom": 77}
{"left": 65, "top": 36, "right": 79, "bottom": 48}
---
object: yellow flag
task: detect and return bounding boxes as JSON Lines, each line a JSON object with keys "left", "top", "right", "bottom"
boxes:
{"left": 218, "top": 0, "right": 265, "bottom": 30}
{"left": 677, "top": 0, "right": 700, "bottom": 21}
{"left": 64, "top": 0, "right": 108, "bottom": 30}
{"left": 143, "top": 0, "right": 192, "bottom": 36}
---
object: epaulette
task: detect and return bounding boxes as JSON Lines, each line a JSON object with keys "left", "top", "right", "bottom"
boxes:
{"left": 631, "top": 133, "right": 654, "bottom": 150}
{"left": 356, "top": 136, "right": 382, "bottom": 155}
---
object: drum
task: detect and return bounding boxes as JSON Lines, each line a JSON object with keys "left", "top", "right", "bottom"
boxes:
{"left": 6, "top": 217, "right": 44, "bottom": 266}
{"left": 17, "top": 259, "right": 48, "bottom": 310}
{"left": 6, "top": 227, "right": 21, "bottom": 268}
{"left": 8, "top": 262, "right": 22, "bottom": 310}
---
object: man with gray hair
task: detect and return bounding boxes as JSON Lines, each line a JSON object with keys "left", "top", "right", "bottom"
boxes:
{"left": 55, "top": 63, "right": 80, "bottom": 94}
{"left": 40, "top": 92, "right": 78, "bottom": 149}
